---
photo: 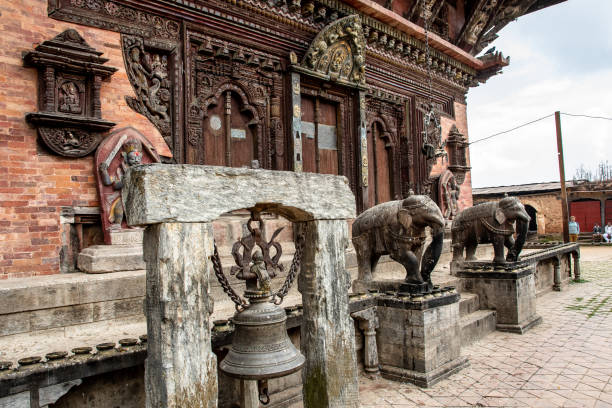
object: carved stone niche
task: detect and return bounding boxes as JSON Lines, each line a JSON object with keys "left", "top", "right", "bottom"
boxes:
{"left": 24, "top": 29, "right": 117, "bottom": 157}
{"left": 446, "top": 125, "right": 470, "bottom": 185}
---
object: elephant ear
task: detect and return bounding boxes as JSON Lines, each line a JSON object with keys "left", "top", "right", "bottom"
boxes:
{"left": 398, "top": 209, "right": 413, "bottom": 231}
{"left": 495, "top": 208, "right": 506, "bottom": 225}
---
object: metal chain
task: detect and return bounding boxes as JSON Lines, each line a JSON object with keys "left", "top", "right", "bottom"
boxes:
{"left": 421, "top": 0, "right": 435, "bottom": 107}
{"left": 211, "top": 243, "right": 248, "bottom": 311}
{"left": 273, "top": 233, "right": 304, "bottom": 305}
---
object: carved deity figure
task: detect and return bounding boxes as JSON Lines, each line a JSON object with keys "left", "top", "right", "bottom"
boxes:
{"left": 98, "top": 139, "right": 142, "bottom": 228}
{"left": 250, "top": 250, "right": 271, "bottom": 293}
{"left": 59, "top": 81, "right": 81, "bottom": 113}
{"left": 95, "top": 127, "right": 160, "bottom": 244}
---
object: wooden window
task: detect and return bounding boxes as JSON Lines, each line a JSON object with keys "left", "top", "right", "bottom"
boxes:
{"left": 203, "top": 90, "right": 255, "bottom": 167}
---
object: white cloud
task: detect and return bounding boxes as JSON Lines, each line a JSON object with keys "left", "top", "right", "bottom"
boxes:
{"left": 467, "top": 0, "right": 612, "bottom": 188}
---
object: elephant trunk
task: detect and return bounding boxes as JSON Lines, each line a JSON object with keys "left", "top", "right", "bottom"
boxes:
{"left": 507, "top": 218, "right": 529, "bottom": 262}
{"left": 420, "top": 228, "right": 444, "bottom": 288}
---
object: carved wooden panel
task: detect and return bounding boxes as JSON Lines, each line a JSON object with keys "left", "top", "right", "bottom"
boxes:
{"left": 24, "top": 29, "right": 117, "bottom": 157}
{"left": 185, "top": 29, "right": 283, "bottom": 169}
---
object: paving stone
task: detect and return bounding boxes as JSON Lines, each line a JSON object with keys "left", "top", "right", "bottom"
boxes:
{"left": 358, "top": 246, "right": 612, "bottom": 407}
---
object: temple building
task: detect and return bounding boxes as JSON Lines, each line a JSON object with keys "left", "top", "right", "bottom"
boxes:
{"left": 0, "top": 0, "right": 564, "bottom": 279}
{"left": 0, "top": 1, "right": 567, "bottom": 406}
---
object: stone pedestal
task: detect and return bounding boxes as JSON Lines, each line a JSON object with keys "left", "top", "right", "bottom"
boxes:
{"left": 456, "top": 261, "right": 542, "bottom": 334}
{"left": 77, "top": 243, "right": 145, "bottom": 273}
{"left": 376, "top": 290, "right": 468, "bottom": 388}
{"left": 77, "top": 229, "right": 144, "bottom": 273}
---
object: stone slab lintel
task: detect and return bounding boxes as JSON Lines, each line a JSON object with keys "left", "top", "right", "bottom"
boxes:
{"left": 123, "top": 164, "right": 356, "bottom": 225}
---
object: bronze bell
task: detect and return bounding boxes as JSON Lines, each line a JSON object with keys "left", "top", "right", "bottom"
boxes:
{"left": 214, "top": 215, "right": 306, "bottom": 382}
{"left": 219, "top": 291, "right": 305, "bottom": 380}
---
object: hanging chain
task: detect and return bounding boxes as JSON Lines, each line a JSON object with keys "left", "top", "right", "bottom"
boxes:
{"left": 273, "top": 231, "right": 304, "bottom": 305}
{"left": 421, "top": 0, "right": 435, "bottom": 107}
{"left": 211, "top": 244, "right": 248, "bottom": 311}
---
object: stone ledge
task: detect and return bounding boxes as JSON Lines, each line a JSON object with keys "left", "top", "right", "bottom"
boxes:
{"left": 380, "top": 356, "right": 469, "bottom": 388}
{"left": 0, "top": 271, "right": 145, "bottom": 315}
{"left": 496, "top": 314, "right": 542, "bottom": 334}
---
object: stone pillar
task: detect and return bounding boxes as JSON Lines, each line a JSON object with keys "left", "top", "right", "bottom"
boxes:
{"left": 351, "top": 307, "right": 380, "bottom": 375}
{"left": 298, "top": 220, "right": 359, "bottom": 408}
{"left": 553, "top": 257, "right": 561, "bottom": 292}
{"left": 143, "top": 222, "right": 218, "bottom": 408}
{"left": 573, "top": 251, "right": 581, "bottom": 282}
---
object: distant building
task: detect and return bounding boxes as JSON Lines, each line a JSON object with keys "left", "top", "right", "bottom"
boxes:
{"left": 473, "top": 180, "right": 612, "bottom": 235}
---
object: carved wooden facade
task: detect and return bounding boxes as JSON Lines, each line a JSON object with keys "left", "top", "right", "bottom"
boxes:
{"left": 46, "top": 0, "right": 545, "bottom": 211}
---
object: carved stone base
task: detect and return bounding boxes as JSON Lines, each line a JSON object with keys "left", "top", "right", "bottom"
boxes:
{"left": 77, "top": 244, "right": 145, "bottom": 273}
{"left": 455, "top": 261, "right": 542, "bottom": 334}
{"left": 376, "top": 291, "right": 466, "bottom": 388}
{"left": 108, "top": 228, "right": 143, "bottom": 245}
{"left": 496, "top": 314, "right": 542, "bottom": 334}
{"left": 381, "top": 356, "right": 469, "bottom": 388}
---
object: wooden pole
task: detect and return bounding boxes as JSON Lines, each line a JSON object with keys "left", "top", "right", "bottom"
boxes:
{"left": 555, "top": 111, "right": 570, "bottom": 242}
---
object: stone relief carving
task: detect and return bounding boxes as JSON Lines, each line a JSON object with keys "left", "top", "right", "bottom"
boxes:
{"left": 438, "top": 169, "right": 460, "bottom": 220}
{"left": 24, "top": 29, "right": 117, "bottom": 157}
{"left": 122, "top": 35, "right": 172, "bottom": 146}
{"left": 95, "top": 127, "right": 160, "bottom": 244}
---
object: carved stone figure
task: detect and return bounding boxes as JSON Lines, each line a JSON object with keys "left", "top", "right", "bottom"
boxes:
{"left": 438, "top": 170, "right": 460, "bottom": 220}
{"left": 451, "top": 196, "right": 530, "bottom": 264}
{"left": 352, "top": 192, "right": 445, "bottom": 288}
{"left": 95, "top": 127, "right": 160, "bottom": 244}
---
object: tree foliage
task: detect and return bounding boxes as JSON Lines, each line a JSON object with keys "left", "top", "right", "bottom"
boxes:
{"left": 573, "top": 160, "right": 612, "bottom": 182}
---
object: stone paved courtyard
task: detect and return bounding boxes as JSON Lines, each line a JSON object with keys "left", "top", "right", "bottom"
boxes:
{"left": 359, "top": 246, "right": 612, "bottom": 408}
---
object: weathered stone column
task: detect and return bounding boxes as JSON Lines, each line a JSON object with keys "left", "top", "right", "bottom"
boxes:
{"left": 573, "top": 250, "right": 581, "bottom": 282}
{"left": 351, "top": 307, "right": 380, "bottom": 375}
{"left": 298, "top": 220, "right": 359, "bottom": 408}
{"left": 143, "top": 222, "right": 218, "bottom": 408}
{"left": 553, "top": 256, "right": 562, "bottom": 291}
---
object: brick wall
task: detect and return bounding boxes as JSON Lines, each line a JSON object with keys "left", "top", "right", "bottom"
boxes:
{"left": 0, "top": 0, "right": 169, "bottom": 278}
{"left": 430, "top": 101, "right": 473, "bottom": 211}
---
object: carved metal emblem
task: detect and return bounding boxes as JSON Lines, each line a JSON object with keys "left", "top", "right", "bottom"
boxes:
{"left": 24, "top": 29, "right": 117, "bottom": 157}
{"left": 294, "top": 15, "right": 366, "bottom": 87}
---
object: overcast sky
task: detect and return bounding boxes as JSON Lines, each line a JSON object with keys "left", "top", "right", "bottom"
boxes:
{"left": 466, "top": 0, "right": 612, "bottom": 188}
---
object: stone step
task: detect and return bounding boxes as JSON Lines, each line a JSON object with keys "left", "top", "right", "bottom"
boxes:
{"left": 460, "top": 309, "right": 496, "bottom": 347}
{"left": 459, "top": 293, "right": 480, "bottom": 317}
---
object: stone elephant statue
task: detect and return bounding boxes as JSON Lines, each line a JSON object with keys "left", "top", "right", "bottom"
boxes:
{"left": 352, "top": 193, "right": 445, "bottom": 287}
{"left": 451, "top": 196, "right": 530, "bottom": 264}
